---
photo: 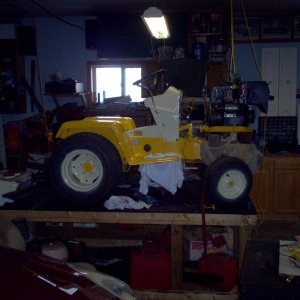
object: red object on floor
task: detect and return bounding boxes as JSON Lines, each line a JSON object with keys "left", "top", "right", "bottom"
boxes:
{"left": 212, "top": 235, "right": 226, "bottom": 247}
{"left": 198, "top": 253, "right": 238, "bottom": 292}
{"left": 130, "top": 249, "right": 171, "bottom": 289}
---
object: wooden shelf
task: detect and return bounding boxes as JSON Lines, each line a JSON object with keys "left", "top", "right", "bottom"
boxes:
{"left": 190, "top": 32, "right": 225, "bottom": 37}
{"left": 0, "top": 209, "right": 257, "bottom": 226}
{"left": 0, "top": 208, "right": 256, "bottom": 292}
{"left": 188, "top": 11, "right": 228, "bottom": 60}
{"left": 0, "top": 39, "right": 26, "bottom": 113}
{"left": 44, "top": 92, "right": 89, "bottom": 107}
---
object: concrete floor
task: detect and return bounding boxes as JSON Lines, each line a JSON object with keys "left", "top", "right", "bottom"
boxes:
{"left": 251, "top": 218, "right": 300, "bottom": 242}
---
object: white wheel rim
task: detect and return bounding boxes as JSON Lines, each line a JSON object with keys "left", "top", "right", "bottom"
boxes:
{"left": 217, "top": 170, "right": 246, "bottom": 200}
{"left": 61, "top": 149, "right": 103, "bottom": 192}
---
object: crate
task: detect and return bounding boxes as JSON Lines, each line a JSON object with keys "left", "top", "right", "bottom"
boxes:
{"left": 258, "top": 116, "right": 297, "bottom": 151}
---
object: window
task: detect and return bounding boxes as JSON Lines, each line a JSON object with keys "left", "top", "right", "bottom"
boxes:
{"left": 88, "top": 60, "right": 163, "bottom": 104}
{"left": 90, "top": 63, "right": 142, "bottom": 103}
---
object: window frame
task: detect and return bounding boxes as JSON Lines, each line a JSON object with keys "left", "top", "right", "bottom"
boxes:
{"left": 87, "top": 59, "right": 162, "bottom": 104}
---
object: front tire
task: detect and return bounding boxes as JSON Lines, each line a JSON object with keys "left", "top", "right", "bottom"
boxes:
{"left": 49, "top": 133, "right": 122, "bottom": 206}
{"left": 204, "top": 156, "right": 252, "bottom": 208}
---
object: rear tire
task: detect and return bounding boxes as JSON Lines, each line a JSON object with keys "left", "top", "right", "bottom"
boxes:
{"left": 204, "top": 156, "right": 252, "bottom": 208}
{"left": 49, "top": 133, "right": 122, "bottom": 206}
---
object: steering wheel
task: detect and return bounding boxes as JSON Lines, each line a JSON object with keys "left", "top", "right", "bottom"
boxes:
{"left": 133, "top": 68, "right": 166, "bottom": 95}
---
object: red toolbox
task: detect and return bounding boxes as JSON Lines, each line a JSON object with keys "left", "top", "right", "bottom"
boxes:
{"left": 129, "top": 249, "right": 171, "bottom": 289}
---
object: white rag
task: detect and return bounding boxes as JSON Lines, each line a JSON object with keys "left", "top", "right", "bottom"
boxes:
{"left": 104, "top": 195, "right": 152, "bottom": 210}
{"left": 139, "top": 154, "right": 184, "bottom": 195}
{"left": 0, "top": 196, "right": 14, "bottom": 207}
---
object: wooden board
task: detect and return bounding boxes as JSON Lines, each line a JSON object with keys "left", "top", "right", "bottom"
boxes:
{"left": 0, "top": 209, "right": 256, "bottom": 294}
{"left": 0, "top": 210, "right": 257, "bottom": 226}
{"left": 137, "top": 289, "right": 238, "bottom": 300}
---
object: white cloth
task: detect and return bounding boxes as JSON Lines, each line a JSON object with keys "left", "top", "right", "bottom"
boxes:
{"left": 0, "top": 179, "right": 20, "bottom": 196}
{"left": 0, "top": 196, "right": 14, "bottom": 207}
{"left": 104, "top": 195, "right": 152, "bottom": 210}
{"left": 139, "top": 154, "right": 184, "bottom": 195}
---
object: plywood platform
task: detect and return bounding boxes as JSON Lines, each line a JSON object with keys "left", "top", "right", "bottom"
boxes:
{"left": 0, "top": 178, "right": 256, "bottom": 297}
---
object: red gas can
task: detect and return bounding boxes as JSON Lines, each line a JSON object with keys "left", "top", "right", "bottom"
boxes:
{"left": 198, "top": 253, "right": 238, "bottom": 292}
{"left": 129, "top": 249, "right": 171, "bottom": 289}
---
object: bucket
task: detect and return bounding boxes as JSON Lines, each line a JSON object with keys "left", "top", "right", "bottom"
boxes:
{"left": 42, "top": 242, "right": 69, "bottom": 261}
{"left": 192, "top": 42, "right": 208, "bottom": 60}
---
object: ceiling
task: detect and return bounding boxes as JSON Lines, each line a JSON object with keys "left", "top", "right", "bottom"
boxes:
{"left": 1, "top": 0, "right": 300, "bottom": 19}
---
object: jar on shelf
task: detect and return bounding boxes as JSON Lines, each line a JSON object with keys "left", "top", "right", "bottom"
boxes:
{"left": 192, "top": 41, "right": 209, "bottom": 60}
{"left": 213, "top": 38, "right": 227, "bottom": 54}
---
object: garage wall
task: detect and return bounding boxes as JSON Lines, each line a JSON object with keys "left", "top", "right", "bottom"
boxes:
{"left": 1, "top": 16, "right": 97, "bottom": 122}
{"left": 234, "top": 42, "right": 300, "bottom": 87}
{"left": 234, "top": 42, "right": 300, "bottom": 128}
{"left": 1, "top": 16, "right": 300, "bottom": 123}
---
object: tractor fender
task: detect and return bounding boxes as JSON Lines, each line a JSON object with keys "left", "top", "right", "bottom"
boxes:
{"left": 54, "top": 116, "right": 136, "bottom": 164}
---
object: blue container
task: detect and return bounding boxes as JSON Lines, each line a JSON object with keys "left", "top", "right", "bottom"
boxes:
{"left": 193, "top": 42, "right": 208, "bottom": 60}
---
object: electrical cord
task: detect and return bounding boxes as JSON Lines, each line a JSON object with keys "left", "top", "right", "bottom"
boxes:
{"left": 240, "top": 0, "right": 262, "bottom": 79}
{"left": 234, "top": 0, "right": 268, "bottom": 231}
{"left": 252, "top": 156, "right": 265, "bottom": 231}
{"left": 210, "top": 289, "right": 216, "bottom": 300}
{"left": 229, "top": 0, "right": 262, "bottom": 81}
{"left": 280, "top": 251, "right": 300, "bottom": 268}
{"left": 289, "top": 257, "right": 300, "bottom": 268}
{"left": 229, "top": 0, "right": 236, "bottom": 80}
{"left": 32, "top": 0, "right": 84, "bottom": 31}
{"left": 0, "top": 0, "right": 28, "bottom": 15}
{"left": 0, "top": 0, "right": 84, "bottom": 31}
{"left": 253, "top": 111, "right": 268, "bottom": 231}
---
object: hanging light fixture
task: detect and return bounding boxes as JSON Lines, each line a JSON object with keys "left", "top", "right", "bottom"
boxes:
{"left": 142, "top": 6, "right": 170, "bottom": 39}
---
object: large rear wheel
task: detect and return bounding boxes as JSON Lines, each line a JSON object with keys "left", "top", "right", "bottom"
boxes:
{"left": 204, "top": 156, "right": 252, "bottom": 208}
{"left": 49, "top": 133, "right": 122, "bottom": 206}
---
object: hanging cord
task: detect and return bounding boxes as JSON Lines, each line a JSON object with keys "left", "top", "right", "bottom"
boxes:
{"left": 0, "top": 0, "right": 84, "bottom": 31}
{"left": 239, "top": 0, "right": 268, "bottom": 155}
{"left": 200, "top": 182, "right": 209, "bottom": 275}
{"left": 253, "top": 115, "right": 268, "bottom": 231}
{"left": 200, "top": 189, "right": 208, "bottom": 258}
{"left": 32, "top": 0, "right": 84, "bottom": 31}
{"left": 200, "top": 185, "right": 217, "bottom": 300}
{"left": 240, "top": 0, "right": 262, "bottom": 79}
{"left": 0, "top": 0, "right": 28, "bottom": 15}
{"left": 230, "top": 0, "right": 263, "bottom": 81}
{"left": 31, "top": 0, "right": 51, "bottom": 153}
{"left": 239, "top": 0, "right": 267, "bottom": 228}
{"left": 229, "top": 0, "right": 236, "bottom": 81}
{"left": 228, "top": 1, "right": 239, "bottom": 151}
{"left": 253, "top": 157, "right": 265, "bottom": 231}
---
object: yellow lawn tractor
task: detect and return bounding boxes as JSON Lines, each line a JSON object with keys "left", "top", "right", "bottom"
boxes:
{"left": 49, "top": 69, "right": 269, "bottom": 208}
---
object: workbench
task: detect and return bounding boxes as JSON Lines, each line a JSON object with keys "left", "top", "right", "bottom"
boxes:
{"left": 0, "top": 180, "right": 257, "bottom": 299}
{"left": 45, "top": 92, "right": 89, "bottom": 107}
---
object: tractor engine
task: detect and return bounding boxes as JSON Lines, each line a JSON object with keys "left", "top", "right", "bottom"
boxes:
{"left": 207, "top": 80, "right": 270, "bottom": 126}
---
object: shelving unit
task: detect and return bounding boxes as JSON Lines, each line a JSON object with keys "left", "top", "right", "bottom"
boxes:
{"left": 0, "top": 39, "right": 26, "bottom": 113}
{"left": 0, "top": 208, "right": 257, "bottom": 297}
{"left": 188, "top": 11, "right": 228, "bottom": 60}
{"left": 45, "top": 92, "right": 89, "bottom": 108}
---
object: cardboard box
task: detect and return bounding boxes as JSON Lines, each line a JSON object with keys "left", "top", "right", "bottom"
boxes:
{"left": 187, "top": 240, "right": 213, "bottom": 261}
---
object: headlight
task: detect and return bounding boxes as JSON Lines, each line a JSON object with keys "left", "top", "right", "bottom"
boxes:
{"left": 68, "top": 263, "right": 139, "bottom": 300}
